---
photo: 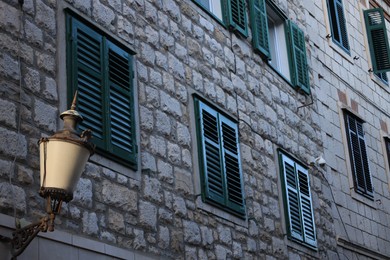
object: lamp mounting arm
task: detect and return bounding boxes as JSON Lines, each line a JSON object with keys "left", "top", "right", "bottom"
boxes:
{"left": 8, "top": 213, "right": 55, "bottom": 259}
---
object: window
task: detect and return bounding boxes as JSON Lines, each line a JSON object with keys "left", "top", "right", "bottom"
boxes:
{"left": 326, "top": 0, "right": 350, "bottom": 52}
{"left": 194, "top": 97, "right": 245, "bottom": 216}
{"left": 344, "top": 112, "right": 373, "bottom": 197}
{"left": 66, "top": 14, "right": 137, "bottom": 169}
{"left": 364, "top": 8, "right": 390, "bottom": 73}
{"left": 194, "top": 0, "right": 248, "bottom": 36}
{"left": 279, "top": 151, "right": 317, "bottom": 248}
{"left": 249, "top": 0, "right": 310, "bottom": 94}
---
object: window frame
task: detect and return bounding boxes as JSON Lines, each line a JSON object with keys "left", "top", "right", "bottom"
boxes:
{"left": 344, "top": 111, "right": 373, "bottom": 198}
{"left": 193, "top": 0, "right": 248, "bottom": 36}
{"left": 249, "top": 0, "right": 311, "bottom": 94}
{"left": 326, "top": 0, "right": 350, "bottom": 53}
{"left": 278, "top": 150, "right": 317, "bottom": 249}
{"left": 194, "top": 96, "right": 246, "bottom": 217}
{"left": 66, "top": 12, "right": 138, "bottom": 169}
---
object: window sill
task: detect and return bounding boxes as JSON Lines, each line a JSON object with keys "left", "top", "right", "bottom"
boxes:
{"left": 350, "top": 188, "right": 377, "bottom": 209}
{"left": 327, "top": 38, "right": 354, "bottom": 65}
{"left": 89, "top": 153, "right": 140, "bottom": 181}
{"left": 195, "top": 197, "right": 248, "bottom": 227}
{"left": 370, "top": 72, "right": 390, "bottom": 92}
{"left": 286, "top": 238, "right": 319, "bottom": 258}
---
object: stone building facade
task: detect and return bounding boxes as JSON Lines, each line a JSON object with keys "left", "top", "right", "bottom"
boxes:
{"left": 0, "top": 0, "right": 390, "bottom": 259}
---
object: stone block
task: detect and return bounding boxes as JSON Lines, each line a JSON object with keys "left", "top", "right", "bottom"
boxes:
{"left": 92, "top": 0, "right": 115, "bottom": 29}
{"left": 101, "top": 180, "right": 137, "bottom": 213}
{"left": 0, "top": 99, "right": 16, "bottom": 128}
{"left": 108, "top": 209, "right": 125, "bottom": 233}
{"left": 0, "top": 182, "right": 26, "bottom": 213}
{"left": 0, "top": 127, "right": 27, "bottom": 158}
{"left": 82, "top": 211, "right": 99, "bottom": 235}
{"left": 143, "top": 175, "right": 163, "bottom": 203}
{"left": 183, "top": 220, "right": 201, "bottom": 245}
{"left": 73, "top": 178, "right": 93, "bottom": 208}
{"left": 139, "top": 200, "right": 157, "bottom": 230}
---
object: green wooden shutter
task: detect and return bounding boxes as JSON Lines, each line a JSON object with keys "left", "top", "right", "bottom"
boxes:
{"left": 195, "top": 99, "right": 245, "bottom": 215}
{"left": 249, "top": 0, "right": 270, "bottom": 57}
{"left": 287, "top": 21, "right": 310, "bottom": 94}
{"left": 364, "top": 8, "right": 390, "bottom": 73}
{"left": 107, "top": 41, "right": 137, "bottom": 165}
{"left": 296, "top": 165, "right": 317, "bottom": 247}
{"left": 227, "top": 0, "right": 248, "bottom": 36}
{"left": 220, "top": 116, "right": 245, "bottom": 213}
{"left": 345, "top": 114, "right": 373, "bottom": 196}
{"left": 197, "top": 101, "right": 226, "bottom": 206}
{"left": 281, "top": 154, "right": 304, "bottom": 241}
{"left": 70, "top": 17, "right": 105, "bottom": 149}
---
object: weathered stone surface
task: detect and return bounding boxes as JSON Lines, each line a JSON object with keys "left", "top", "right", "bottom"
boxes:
{"left": 0, "top": 2, "right": 20, "bottom": 34}
{"left": 0, "top": 53, "right": 19, "bottom": 81}
{"left": 158, "top": 225, "right": 170, "bottom": 249}
{"left": 101, "top": 180, "right": 137, "bottom": 212}
{"left": 133, "top": 229, "right": 146, "bottom": 250}
{"left": 0, "top": 127, "right": 27, "bottom": 158}
{"left": 108, "top": 209, "right": 125, "bottom": 233}
{"left": 218, "top": 225, "right": 232, "bottom": 245}
{"left": 16, "top": 165, "right": 34, "bottom": 185}
{"left": 74, "top": 178, "right": 93, "bottom": 208}
{"left": 36, "top": 0, "right": 56, "bottom": 35}
{"left": 174, "top": 168, "right": 193, "bottom": 194}
{"left": 201, "top": 226, "right": 214, "bottom": 246}
{"left": 183, "top": 220, "right": 201, "bottom": 245}
{"left": 173, "top": 195, "right": 187, "bottom": 217}
{"left": 92, "top": 0, "right": 115, "bottom": 28}
{"left": 34, "top": 99, "right": 57, "bottom": 132}
{"left": 43, "top": 76, "right": 57, "bottom": 101}
{"left": 157, "top": 159, "right": 173, "bottom": 184}
{"left": 82, "top": 211, "right": 99, "bottom": 235}
{"left": 0, "top": 99, "right": 16, "bottom": 128}
{"left": 139, "top": 200, "right": 157, "bottom": 230}
{"left": 0, "top": 182, "right": 26, "bottom": 213}
{"left": 143, "top": 175, "right": 162, "bottom": 203}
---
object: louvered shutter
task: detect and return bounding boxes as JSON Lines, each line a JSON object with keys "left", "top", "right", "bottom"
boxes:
{"left": 249, "top": 0, "right": 270, "bottom": 57}
{"left": 287, "top": 21, "right": 310, "bottom": 94}
{"left": 386, "top": 139, "right": 390, "bottom": 166}
{"left": 198, "top": 101, "right": 226, "bottom": 206}
{"left": 346, "top": 114, "right": 373, "bottom": 196}
{"left": 331, "top": 0, "right": 349, "bottom": 50}
{"left": 107, "top": 41, "right": 136, "bottom": 164}
{"left": 364, "top": 8, "right": 390, "bottom": 73}
{"left": 221, "top": 116, "right": 245, "bottom": 213}
{"left": 71, "top": 18, "right": 105, "bottom": 148}
{"left": 297, "top": 165, "right": 317, "bottom": 247}
{"left": 227, "top": 0, "right": 248, "bottom": 36}
{"left": 281, "top": 154, "right": 303, "bottom": 241}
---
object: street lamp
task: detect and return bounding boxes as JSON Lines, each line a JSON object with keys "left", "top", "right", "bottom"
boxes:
{"left": 1, "top": 93, "right": 94, "bottom": 258}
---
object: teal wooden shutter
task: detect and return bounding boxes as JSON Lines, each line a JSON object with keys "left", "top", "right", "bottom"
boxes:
{"left": 107, "top": 41, "right": 137, "bottom": 164}
{"left": 281, "top": 154, "right": 304, "bottom": 241}
{"left": 364, "top": 8, "right": 390, "bottom": 73}
{"left": 345, "top": 114, "right": 373, "bottom": 196}
{"left": 296, "top": 165, "right": 316, "bottom": 247}
{"left": 195, "top": 99, "right": 245, "bottom": 215}
{"left": 287, "top": 21, "right": 310, "bottom": 94}
{"left": 249, "top": 0, "right": 270, "bottom": 57}
{"left": 227, "top": 0, "right": 248, "bottom": 36}
{"left": 197, "top": 101, "right": 226, "bottom": 206}
{"left": 70, "top": 18, "right": 105, "bottom": 149}
{"left": 220, "top": 116, "right": 245, "bottom": 213}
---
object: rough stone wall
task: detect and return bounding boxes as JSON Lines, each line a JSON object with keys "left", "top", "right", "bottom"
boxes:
{"left": 0, "top": 0, "right": 389, "bottom": 259}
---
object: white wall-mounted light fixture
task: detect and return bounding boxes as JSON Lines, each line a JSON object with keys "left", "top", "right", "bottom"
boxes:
{"left": 0, "top": 93, "right": 94, "bottom": 258}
